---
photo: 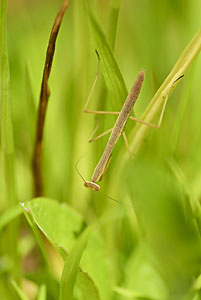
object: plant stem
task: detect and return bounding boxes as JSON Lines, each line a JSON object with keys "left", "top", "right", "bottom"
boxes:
{"left": 32, "top": 0, "right": 70, "bottom": 196}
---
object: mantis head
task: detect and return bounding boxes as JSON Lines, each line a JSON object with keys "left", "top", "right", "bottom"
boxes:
{"left": 84, "top": 181, "right": 100, "bottom": 191}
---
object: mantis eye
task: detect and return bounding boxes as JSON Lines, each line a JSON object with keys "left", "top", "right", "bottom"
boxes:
{"left": 84, "top": 181, "right": 100, "bottom": 191}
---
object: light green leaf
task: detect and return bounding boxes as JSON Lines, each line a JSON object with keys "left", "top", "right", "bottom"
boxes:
{"left": 22, "top": 198, "right": 101, "bottom": 300}
{"left": 59, "top": 226, "right": 92, "bottom": 300}
{"left": 21, "top": 198, "right": 83, "bottom": 253}
{"left": 22, "top": 198, "right": 114, "bottom": 299}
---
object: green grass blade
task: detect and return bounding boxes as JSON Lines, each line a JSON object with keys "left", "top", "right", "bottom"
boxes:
{"left": 0, "top": 0, "right": 19, "bottom": 282}
{"left": 37, "top": 284, "right": 47, "bottom": 300}
{"left": 25, "top": 62, "right": 37, "bottom": 145}
{"left": 167, "top": 157, "right": 201, "bottom": 214}
{"left": 170, "top": 64, "right": 196, "bottom": 155}
{"left": 131, "top": 29, "right": 201, "bottom": 149}
{"left": 88, "top": 6, "right": 127, "bottom": 110}
{"left": 0, "top": 204, "right": 22, "bottom": 231}
{"left": 0, "top": 0, "right": 16, "bottom": 205}
{"left": 59, "top": 226, "right": 92, "bottom": 300}
{"left": 11, "top": 280, "right": 30, "bottom": 300}
{"left": 167, "top": 157, "right": 201, "bottom": 237}
{"left": 0, "top": 0, "right": 14, "bottom": 154}
{"left": 108, "top": 0, "right": 121, "bottom": 50}
{"left": 116, "top": 29, "right": 201, "bottom": 176}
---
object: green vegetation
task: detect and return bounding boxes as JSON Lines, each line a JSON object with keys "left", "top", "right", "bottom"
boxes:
{"left": 1, "top": 0, "right": 201, "bottom": 299}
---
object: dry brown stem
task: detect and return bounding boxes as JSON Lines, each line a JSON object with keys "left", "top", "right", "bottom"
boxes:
{"left": 32, "top": 0, "right": 70, "bottom": 196}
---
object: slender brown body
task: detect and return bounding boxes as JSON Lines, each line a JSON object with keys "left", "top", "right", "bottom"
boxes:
{"left": 92, "top": 70, "right": 145, "bottom": 183}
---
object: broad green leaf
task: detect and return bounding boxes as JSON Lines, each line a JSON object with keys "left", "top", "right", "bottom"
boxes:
{"left": 22, "top": 198, "right": 101, "bottom": 300}
{"left": 11, "top": 280, "right": 29, "bottom": 300}
{"left": 37, "top": 284, "right": 46, "bottom": 300}
{"left": 59, "top": 226, "right": 91, "bottom": 300}
{"left": 88, "top": 6, "right": 127, "bottom": 110}
{"left": 21, "top": 198, "right": 83, "bottom": 253}
{"left": 22, "top": 198, "right": 114, "bottom": 299}
{"left": 0, "top": 204, "right": 22, "bottom": 231}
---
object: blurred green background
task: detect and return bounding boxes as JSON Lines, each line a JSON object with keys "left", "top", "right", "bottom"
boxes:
{"left": 1, "top": 0, "right": 201, "bottom": 299}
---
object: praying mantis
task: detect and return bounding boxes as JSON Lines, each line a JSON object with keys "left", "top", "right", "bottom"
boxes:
{"left": 82, "top": 53, "right": 183, "bottom": 191}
